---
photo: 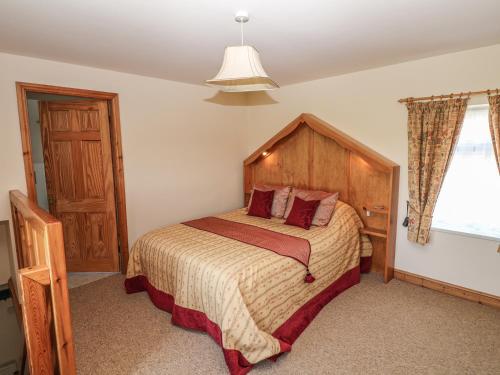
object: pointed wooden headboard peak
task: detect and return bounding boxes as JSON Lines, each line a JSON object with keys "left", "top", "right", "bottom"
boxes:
{"left": 244, "top": 113, "right": 397, "bottom": 171}
{"left": 243, "top": 113, "right": 400, "bottom": 282}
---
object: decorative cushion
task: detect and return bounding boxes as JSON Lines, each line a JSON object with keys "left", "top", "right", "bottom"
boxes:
{"left": 248, "top": 184, "right": 291, "bottom": 218}
{"left": 284, "top": 196, "right": 321, "bottom": 229}
{"left": 284, "top": 188, "right": 339, "bottom": 226}
{"left": 247, "top": 189, "right": 275, "bottom": 219}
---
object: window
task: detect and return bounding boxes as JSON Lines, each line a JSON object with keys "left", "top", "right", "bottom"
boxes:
{"left": 432, "top": 105, "right": 500, "bottom": 240}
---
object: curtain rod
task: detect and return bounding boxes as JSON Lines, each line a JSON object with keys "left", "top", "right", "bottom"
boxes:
{"left": 398, "top": 88, "right": 499, "bottom": 103}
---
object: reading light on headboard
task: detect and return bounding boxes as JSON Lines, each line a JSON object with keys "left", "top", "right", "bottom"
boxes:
{"left": 262, "top": 151, "right": 270, "bottom": 157}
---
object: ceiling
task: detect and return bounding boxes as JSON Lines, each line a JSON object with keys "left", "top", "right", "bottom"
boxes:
{"left": 1, "top": 0, "right": 500, "bottom": 86}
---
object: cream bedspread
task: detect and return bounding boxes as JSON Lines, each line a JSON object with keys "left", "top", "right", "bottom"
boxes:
{"left": 127, "top": 201, "right": 372, "bottom": 364}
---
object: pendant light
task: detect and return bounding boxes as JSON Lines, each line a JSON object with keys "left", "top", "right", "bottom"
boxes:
{"left": 205, "top": 11, "right": 279, "bottom": 92}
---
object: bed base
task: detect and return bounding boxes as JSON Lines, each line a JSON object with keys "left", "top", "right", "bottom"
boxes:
{"left": 125, "top": 265, "right": 362, "bottom": 375}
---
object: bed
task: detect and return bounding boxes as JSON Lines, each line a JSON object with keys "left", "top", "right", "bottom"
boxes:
{"left": 125, "top": 201, "right": 372, "bottom": 374}
{"left": 125, "top": 113, "right": 399, "bottom": 374}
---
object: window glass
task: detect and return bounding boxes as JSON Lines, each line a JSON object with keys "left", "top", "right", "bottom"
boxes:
{"left": 432, "top": 105, "right": 500, "bottom": 239}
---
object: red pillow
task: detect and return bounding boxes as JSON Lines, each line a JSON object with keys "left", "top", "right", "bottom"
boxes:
{"left": 284, "top": 196, "right": 321, "bottom": 229}
{"left": 248, "top": 189, "right": 275, "bottom": 219}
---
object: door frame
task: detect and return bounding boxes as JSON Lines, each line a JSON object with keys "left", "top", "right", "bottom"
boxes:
{"left": 15, "top": 82, "right": 129, "bottom": 272}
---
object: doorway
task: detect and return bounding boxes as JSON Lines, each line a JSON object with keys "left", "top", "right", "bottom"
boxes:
{"left": 16, "top": 82, "right": 129, "bottom": 275}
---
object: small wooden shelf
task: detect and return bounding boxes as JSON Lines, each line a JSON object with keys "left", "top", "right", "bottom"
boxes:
{"left": 362, "top": 205, "right": 388, "bottom": 215}
{"left": 360, "top": 227, "right": 388, "bottom": 238}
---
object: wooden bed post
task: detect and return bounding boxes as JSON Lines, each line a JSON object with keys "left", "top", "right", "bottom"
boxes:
{"left": 243, "top": 113, "right": 400, "bottom": 283}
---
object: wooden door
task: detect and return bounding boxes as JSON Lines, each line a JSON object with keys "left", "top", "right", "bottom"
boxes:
{"left": 40, "top": 100, "right": 119, "bottom": 272}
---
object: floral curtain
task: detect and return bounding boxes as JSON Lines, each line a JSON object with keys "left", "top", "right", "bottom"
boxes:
{"left": 406, "top": 98, "right": 468, "bottom": 245}
{"left": 488, "top": 95, "right": 500, "bottom": 173}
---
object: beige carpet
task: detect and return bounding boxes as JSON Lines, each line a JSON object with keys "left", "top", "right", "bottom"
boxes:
{"left": 70, "top": 273, "right": 500, "bottom": 374}
{"left": 67, "top": 272, "right": 119, "bottom": 289}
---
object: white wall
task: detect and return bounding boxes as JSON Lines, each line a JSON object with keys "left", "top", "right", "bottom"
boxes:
{"left": 245, "top": 44, "right": 500, "bottom": 296}
{"left": 0, "top": 52, "right": 248, "bottom": 281}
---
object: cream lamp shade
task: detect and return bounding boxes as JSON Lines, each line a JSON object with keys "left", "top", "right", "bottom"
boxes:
{"left": 205, "top": 12, "right": 279, "bottom": 92}
{"left": 206, "top": 45, "right": 279, "bottom": 92}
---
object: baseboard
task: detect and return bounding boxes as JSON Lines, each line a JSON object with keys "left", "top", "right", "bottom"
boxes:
{"left": 394, "top": 269, "right": 500, "bottom": 309}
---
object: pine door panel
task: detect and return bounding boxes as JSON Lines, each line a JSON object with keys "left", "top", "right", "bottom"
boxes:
{"left": 82, "top": 141, "right": 105, "bottom": 199}
{"left": 49, "top": 110, "right": 71, "bottom": 131}
{"left": 85, "top": 213, "right": 109, "bottom": 260}
{"left": 52, "top": 141, "right": 76, "bottom": 201}
{"left": 77, "top": 109, "right": 100, "bottom": 131}
{"left": 60, "top": 213, "right": 82, "bottom": 262}
{"left": 40, "top": 101, "right": 119, "bottom": 272}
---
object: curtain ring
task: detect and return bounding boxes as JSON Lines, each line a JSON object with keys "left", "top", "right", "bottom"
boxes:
{"left": 487, "top": 89, "right": 491, "bottom": 96}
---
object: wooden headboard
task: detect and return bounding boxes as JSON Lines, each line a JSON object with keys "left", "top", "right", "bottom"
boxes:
{"left": 243, "top": 113, "right": 399, "bottom": 283}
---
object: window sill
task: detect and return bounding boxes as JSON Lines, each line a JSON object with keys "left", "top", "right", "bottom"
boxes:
{"left": 431, "top": 226, "right": 499, "bottom": 242}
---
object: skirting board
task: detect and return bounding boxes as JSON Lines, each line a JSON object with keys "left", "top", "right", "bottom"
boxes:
{"left": 394, "top": 269, "right": 500, "bottom": 309}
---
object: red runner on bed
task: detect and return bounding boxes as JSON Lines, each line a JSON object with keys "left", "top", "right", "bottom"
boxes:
{"left": 182, "top": 216, "right": 312, "bottom": 270}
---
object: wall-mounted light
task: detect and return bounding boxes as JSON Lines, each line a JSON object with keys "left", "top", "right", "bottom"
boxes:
{"left": 363, "top": 205, "right": 387, "bottom": 217}
{"left": 262, "top": 151, "right": 270, "bottom": 157}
